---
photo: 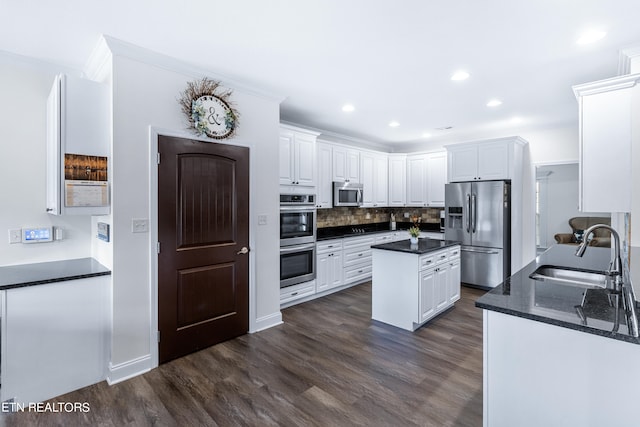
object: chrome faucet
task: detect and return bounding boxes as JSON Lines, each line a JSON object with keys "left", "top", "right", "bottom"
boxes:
{"left": 575, "top": 224, "right": 623, "bottom": 288}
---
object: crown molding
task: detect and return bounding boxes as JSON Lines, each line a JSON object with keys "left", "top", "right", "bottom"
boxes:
{"left": 618, "top": 44, "right": 640, "bottom": 75}
{"left": 280, "top": 120, "right": 392, "bottom": 152}
{"left": 96, "top": 35, "right": 285, "bottom": 103}
{"left": 83, "top": 36, "right": 112, "bottom": 82}
{"left": 0, "top": 49, "right": 80, "bottom": 77}
{"left": 573, "top": 73, "right": 640, "bottom": 98}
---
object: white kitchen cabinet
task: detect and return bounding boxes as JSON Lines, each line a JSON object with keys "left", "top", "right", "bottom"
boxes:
{"left": 388, "top": 154, "right": 407, "bottom": 206}
{"left": 572, "top": 74, "right": 640, "bottom": 213}
{"left": 46, "top": 74, "right": 110, "bottom": 215}
{"left": 279, "top": 125, "right": 319, "bottom": 188}
{"left": 343, "top": 236, "right": 374, "bottom": 285}
{"left": 406, "top": 152, "right": 447, "bottom": 207}
{"left": 360, "top": 151, "right": 388, "bottom": 207}
{"left": 316, "top": 142, "right": 333, "bottom": 208}
{"left": 316, "top": 239, "right": 343, "bottom": 293}
{"left": 280, "top": 280, "right": 316, "bottom": 305}
{"left": 332, "top": 145, "right": 360, "bottom": 183}
{"left": 2, "top": 276, "right": 109, "bottom": 404}
{"left": 446, "top": 139, "right": 513, "bottom": 182}
{"left": 406, "top": 154, "right": 427, "bottom": 206}
{"left": 372, "top": 244, "right": 461, "bottom": 331}
{"left": 426, "top": 152, "right": 447, "bottom": 207}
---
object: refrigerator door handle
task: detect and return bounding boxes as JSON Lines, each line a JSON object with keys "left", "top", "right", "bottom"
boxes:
{"left": 466, "top": 194, "right": 471, "bottom": 233}
{"left": 461, "top": 247, "right": 500, "bottom": 255}
{"left": 471, "top": 193, "right": 477, "bottom": 234}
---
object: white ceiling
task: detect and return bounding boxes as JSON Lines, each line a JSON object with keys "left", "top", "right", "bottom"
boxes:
{"left": 2, "top": 0, "right": 640, "bottom": 148}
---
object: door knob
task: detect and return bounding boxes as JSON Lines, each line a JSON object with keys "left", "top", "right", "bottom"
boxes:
{"left": 237, "top": 247, "right": 249, "bottom": 255}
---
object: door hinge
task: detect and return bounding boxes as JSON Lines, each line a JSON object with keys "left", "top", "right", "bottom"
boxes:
{"left": 157, "top": 153, "right": 161, "bottom": 164}
{"left": 156, "top": 242, "right": 161, "bottom": 254}
{"left": 157, "top": 331, "right": 160, "bottom": 342}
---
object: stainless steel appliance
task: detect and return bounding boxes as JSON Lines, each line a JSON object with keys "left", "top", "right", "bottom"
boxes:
{"left": 444, "top": 180, "right": 511, "bottom": 288}
{"left": 280, "top": 193, "right": 317, "bottom": 288}
{"left": 280, "top": 243, "right": 316, "bottom": 288}
{"left": 333, "top": 182, "right": 363, "bottom": 207}
{"left": 280, "top": 194, "right": 316, "bottom": 246}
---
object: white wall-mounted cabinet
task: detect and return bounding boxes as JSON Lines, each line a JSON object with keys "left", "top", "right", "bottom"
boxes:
{"left": 46, "top": 74, "right": 110, "bottom": 215}
{"left": 572, "top": 74, "right": 640, "bottom": 213}
{"left": 279, "top": 125, "right": 319, "bottom": 188}
{"left": 332, "top": 146, "right": 360, "bottom": 183}
{"left": 447, "top": 140, "right": 511, "bottom": 182}
{"left": 388, "top": 154, "right": 407, "bottom": 207}
{"left": 316, "top": 142, "right": 333, "bottom": 208}
{"left": 360, "top": 151, "right": 388, "bottom": 207}
{"left": 406, "top": 151, "right": 447, "bottom": 207}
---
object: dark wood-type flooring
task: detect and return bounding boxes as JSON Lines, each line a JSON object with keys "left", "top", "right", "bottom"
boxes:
{"left": 2, "top": 284, "right": 485, "bottom": 427}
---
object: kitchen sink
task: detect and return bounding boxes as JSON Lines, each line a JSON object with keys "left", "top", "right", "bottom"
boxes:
{"left": 529, "top": 265, "right": 609, "bottom": 289}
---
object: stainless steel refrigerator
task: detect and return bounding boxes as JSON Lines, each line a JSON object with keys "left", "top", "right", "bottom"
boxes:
{"left": 444, "top": 180, "right": 511, "bottom": 288}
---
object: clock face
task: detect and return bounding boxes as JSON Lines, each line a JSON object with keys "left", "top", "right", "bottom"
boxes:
{"left": 193, "top": 95, "right": 235, "bottom": 139}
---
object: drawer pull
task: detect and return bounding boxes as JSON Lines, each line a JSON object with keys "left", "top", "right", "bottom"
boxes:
{"left": 358, "top": 253, "right": 363, "bottom": 257}
{"left": 439, "top": 255, "right": 446, "bottom": 259}
{"left": 291, "top": 292, "right": 298, "bottom": 296}
{"left": 358, "top": 270, "right": 363, "bottom": 273}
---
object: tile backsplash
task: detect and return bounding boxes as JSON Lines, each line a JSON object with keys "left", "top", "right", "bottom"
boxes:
{"left": 317, "top": 207, "right": 443, "bottom": 228}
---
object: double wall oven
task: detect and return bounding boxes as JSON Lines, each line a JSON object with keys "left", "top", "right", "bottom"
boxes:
{"left": 280, "top": 194, "right": 316, "bottom": 288}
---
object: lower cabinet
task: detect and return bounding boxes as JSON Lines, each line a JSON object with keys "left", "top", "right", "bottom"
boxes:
{"left": 372, "top": 245, "right": 461, "bottom": 331}
{"left": 317, "top": 247, "right": 343, "bottom": 293}
{"left": 1, "top": 276, "right": 109, "bottom": 404}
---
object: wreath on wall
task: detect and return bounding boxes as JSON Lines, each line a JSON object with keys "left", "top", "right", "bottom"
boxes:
{"left": 179, "top": 78, "right": 239, "bottom": 139}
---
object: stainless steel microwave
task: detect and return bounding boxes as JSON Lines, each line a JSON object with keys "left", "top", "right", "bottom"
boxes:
{"left": 333, "top": 182, "right": 363, "bottom": 207}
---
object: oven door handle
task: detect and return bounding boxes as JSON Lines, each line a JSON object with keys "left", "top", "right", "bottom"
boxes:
{"left": 280, "top": 244, "right": 316, "bottom": 253}
{"left": 279, "top": 206, "right": 316, "bottom": 212}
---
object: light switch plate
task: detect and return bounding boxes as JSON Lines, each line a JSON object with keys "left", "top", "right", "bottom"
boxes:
{"left": 8, "top": 229, "right": 21, "bottom": 244}
{"left": 258, "top": 215, "right": 267, "bottom": 225}
{"left": 131, "top": 218, "right": 149, "bottom": 233}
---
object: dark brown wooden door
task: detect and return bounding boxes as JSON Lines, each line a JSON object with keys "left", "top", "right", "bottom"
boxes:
{"left": 158, "top": 135, "right": 249, "bottom": 364}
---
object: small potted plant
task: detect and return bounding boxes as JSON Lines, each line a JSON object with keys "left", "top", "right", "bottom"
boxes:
{"left": 409, "top": 226, "right": 420, "bottom": 244}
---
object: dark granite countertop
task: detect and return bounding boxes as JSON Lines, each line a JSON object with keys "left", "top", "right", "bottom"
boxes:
{"left": 0, "top": 258, "right": 111, "bottom": 290}
{"left": 476, "top": 244, "right": 640, "bottom": 344}
{"left": 317, "top": 222, "right": 443, "bottom": 241}
{"left": 371, "top": 239, "right": 460, "bottom": 255}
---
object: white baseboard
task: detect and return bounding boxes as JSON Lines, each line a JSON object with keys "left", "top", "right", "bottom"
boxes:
{"left": 251, "top": 311, "right": 283, "bottom": 333}
{"left": 107, "top": 354, "right": 153, "bottom": 385}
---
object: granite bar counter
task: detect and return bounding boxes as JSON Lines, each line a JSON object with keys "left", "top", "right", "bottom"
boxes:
{"left": 0, "top": 257, "right": 111, "bottom": 290}
{"left": 475, "top": 244, "right": 639, "bottom": 343}
{"left": 476, "top": 244, "right": 640, "bottom": 426}
{"left": 317, "top": 222, "right": 443, "bottom": 240}
{"left": 371, "top": 238, "right": 459, "bottom": 254}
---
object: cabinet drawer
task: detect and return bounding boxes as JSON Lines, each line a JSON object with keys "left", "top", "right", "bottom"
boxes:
{"left": 343, "top": 236, "right": 375, "bottom": 250}
{"left": 374, "top": 233, "right": 394, "bottom": 244}
{"left": 420, "top": 255, "right": 436, "bottom": 270}
{"left": 344, "top": 248, "right": 372, "bottom": 267}
{"left": 435, "top": 250, "right": 449, "bottom": 264}
{"left": 280, "top": 281, "right": 315, "bottom": 304}
{"left": 344, "top": 264, "right": 372, "bottom": 284}
{"left": 317, "top": 239, "right": 343, "bottom": 253}
{"left": 448, "top": 247, "right": 461, "bottom": 259}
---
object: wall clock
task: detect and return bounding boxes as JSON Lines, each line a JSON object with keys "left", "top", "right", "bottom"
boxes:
{"left": 179, "top": 78, "right": 239, "bottom": 140}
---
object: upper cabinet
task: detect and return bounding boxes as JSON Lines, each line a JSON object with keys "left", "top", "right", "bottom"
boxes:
{"left": 406, "top": 152, "right": 447, "bottom": 207}
{"left": 316, "top": 142, "right": 333, "bottom": 208}
{"left": 446, "top": 138, "right": 521, "bottom": 183}
{"left": 279, "top": 125, "right": 319, "bottom": 188}
{"left": 388, "top": 154, "right": 407, "bottom": 207}
{"left": 332, "top": 146, "right": 360, "bottom": 183}
{"left": 360, "top": 151, "right": 388, "bottom": 207}
{"left": 46, "top": 74, "right": 110, "bottom": 216}
{"left": 573, "top": 74, "right": 640, "bottom": 213}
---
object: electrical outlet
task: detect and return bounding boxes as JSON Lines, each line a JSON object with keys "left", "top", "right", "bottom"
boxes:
{"left": 131, "top": 219, "right": 149, "bottom": 233}
{"left": 8, "top": 229, "right": 21, "bottom": 244}
{"left": 258, "top": 215, "right": 267, "bottom": 225}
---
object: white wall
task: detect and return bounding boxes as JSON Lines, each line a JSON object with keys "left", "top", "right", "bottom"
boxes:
{"left": 0, "top": 56, "right": 92, "bottom": 266}
{"left": 106, "top": 44, "right": 282, "bottom": 380}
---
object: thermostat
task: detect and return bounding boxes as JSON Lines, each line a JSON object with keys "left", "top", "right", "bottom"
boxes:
{"left": 22, "top": 227, "right": 53, "bottom": 243}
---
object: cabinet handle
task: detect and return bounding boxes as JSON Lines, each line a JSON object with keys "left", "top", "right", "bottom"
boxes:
{"left": 291, "top": 292, "right": 298, "bottom": 296}
{"left": 358, "top": 253, "right": 363, "bottom": 257}
{"left": 358, "top": 270, "right": 363, "bottom": 273}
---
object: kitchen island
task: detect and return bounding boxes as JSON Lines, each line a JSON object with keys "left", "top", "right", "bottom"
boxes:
{"left": 371, "top": 239, "right": 461, "bottom": 331}
{"left": 476, "top": 244, "right": 640, "bottom": 427}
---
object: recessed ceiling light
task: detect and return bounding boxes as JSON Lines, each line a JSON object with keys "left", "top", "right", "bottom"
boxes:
{"left": 389, "top": 121, "right": 400, "bottom": 128}
{"left": 422, "top": 133, "right": 432, "bottom": 138}
{"left": 342, "top": 104, "right": 355, "bottom": 112}
{"left": 510, "top": 117, "right": 523, "bottom": 124}
{"left": 451, "top": 70, "right": 470, "bottom": 81}
{"left": 487, "top": 99, "right": 503, "bottom": 107}
{"left": 577, "top": 30, "right": 607, "bottom": 45}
